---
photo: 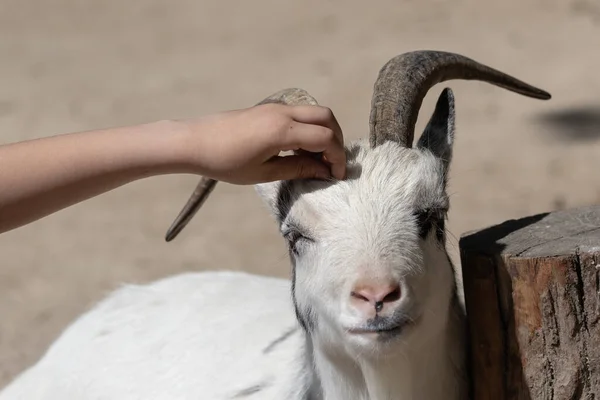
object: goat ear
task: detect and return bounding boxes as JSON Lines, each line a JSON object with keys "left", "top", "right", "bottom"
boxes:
{"left": 255, "top": 181, "right": 283, "bottom": 218}
{"left": 416, "top": 88, "right": 455, "bottom": 171}
{"left": 255, "top": 180, "right": 297, "bottom": 225}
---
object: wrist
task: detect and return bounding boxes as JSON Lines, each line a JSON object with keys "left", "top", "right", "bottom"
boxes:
{"left": 135, "top": 119, "right": 199, "bottom": 176}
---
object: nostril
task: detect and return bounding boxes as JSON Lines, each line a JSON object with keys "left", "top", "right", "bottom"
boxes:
{"left": 383, "top": 286, "right": 401, "bottom": 303}
{"left": 350, "top": 291, "right": 370, "bottom": 302}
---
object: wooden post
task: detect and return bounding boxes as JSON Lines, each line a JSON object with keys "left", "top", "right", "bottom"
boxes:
{"left": 459, "top": 205, "right": 600, "bottom": 399}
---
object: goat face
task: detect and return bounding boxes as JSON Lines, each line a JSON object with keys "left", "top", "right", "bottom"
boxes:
{"left": 255, "top": 89, "right": 457, "bottom": 358}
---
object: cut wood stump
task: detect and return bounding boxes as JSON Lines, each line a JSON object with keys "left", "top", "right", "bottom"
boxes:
{"left": 459, "top": 205, "right": 600, "bottom": 400}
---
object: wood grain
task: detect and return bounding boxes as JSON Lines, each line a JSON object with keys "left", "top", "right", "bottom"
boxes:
{"left": 460, "top": 205, "right": 600, "bottom": 399}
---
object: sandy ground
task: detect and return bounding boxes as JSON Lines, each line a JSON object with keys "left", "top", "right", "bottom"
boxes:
{"left": 1, "top": 0, "right": 600, "bottom": 388}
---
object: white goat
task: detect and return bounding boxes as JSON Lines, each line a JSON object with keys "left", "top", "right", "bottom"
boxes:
{"left": 0, "top": 50, "right": 551, "bottom": 400}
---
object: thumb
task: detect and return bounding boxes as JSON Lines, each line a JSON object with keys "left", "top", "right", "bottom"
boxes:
{"left": 263, "top": 155, "right": 332, "bottom": 182}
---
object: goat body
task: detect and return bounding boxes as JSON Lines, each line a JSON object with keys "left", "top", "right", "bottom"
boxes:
{"left": 1, "top": 140, "right": 466, "bottom": 400}
{"left": 0, "top": 139, "right": 463, "bottom": 400}
{"left": 0, "top": 271, "right": 307, "bottom": 399}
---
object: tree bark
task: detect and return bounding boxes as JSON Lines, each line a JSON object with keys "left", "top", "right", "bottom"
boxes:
{"left": 459, "top": 205, "right": 600, "bottom": 399}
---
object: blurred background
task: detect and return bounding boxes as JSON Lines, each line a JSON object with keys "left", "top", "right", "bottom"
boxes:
{"left": 1, "top": 0, "right": 600, "bottom": 387}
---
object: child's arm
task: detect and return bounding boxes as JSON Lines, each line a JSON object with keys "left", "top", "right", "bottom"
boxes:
{"left": 0, "top": 103, "right": 346, "bottom": 234}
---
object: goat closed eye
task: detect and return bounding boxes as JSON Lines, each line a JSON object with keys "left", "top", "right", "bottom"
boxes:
{"left": 283, "top": 230, "right": 313, "bottom": 256}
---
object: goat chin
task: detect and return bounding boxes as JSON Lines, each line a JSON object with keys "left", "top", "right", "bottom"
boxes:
{"left": 0, "top": 269, "right": 465, "bottom": 400}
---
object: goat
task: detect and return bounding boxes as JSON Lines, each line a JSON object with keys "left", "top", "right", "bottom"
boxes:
{"left": 0, "top": 50, "right": 551, "bottom": 400}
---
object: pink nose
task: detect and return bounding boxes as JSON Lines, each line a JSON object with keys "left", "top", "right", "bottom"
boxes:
{"left": 350, "top": 281, "right": 401, "bottom": 315}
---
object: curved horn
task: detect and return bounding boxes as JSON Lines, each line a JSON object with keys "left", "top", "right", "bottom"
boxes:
{"left": 369, "top": 50, "right": 551, "bottom": 148}
{"left": 164, "top": 88, "right": 319, "bottom": 242}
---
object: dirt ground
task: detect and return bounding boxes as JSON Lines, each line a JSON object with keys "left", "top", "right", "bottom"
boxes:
{"left": 1, "top": 0, "right": 600, "bottom": 389}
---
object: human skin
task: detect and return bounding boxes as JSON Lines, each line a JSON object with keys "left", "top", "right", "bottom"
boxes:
{"left": 0, "top": 103, "right": 346, "bottom": 234}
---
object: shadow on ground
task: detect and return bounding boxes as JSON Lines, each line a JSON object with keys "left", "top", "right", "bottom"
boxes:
{"left": 535, "top": 105, "right": 600, "bottom": 143}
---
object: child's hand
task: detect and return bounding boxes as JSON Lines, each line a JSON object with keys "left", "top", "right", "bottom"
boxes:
{"left": 179, "top": 103, "right": 346, "bottom": 184}
{"left": 0, "top": 103, "right": 346, "bottom": 234}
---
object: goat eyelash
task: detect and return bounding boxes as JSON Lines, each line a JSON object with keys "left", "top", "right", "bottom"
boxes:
{"left": 414, "top": 208, "right": 447, "bottom": 240}
{"left": 286, "top": 232, "right": 306, "bottom": 256}
{"left": 282, "top": 227, "right": 314, "bottom": 256}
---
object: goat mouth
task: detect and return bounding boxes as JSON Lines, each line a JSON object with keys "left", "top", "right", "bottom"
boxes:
{"left": 346, "top": 323, "right": 405, "bottom": 336}
{"left": 345, "top": 314, "right": 413, "bottom": 338}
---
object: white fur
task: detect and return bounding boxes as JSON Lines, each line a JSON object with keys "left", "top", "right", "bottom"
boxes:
{"left": 0, "top": 138, "right": 467, "bottom": 400}
{"left": 0, "top": 271, "right": 309, "bottom": 400}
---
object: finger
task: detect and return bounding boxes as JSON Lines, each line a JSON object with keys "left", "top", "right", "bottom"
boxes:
{"left": 287, "top": 105, "right": 344, "bottom": 145}
{"left": 261, "top": 155, "right": 332, "bottom": 182}
{"left": 284, "top": 121, "right": 346, "bottom": 180}
{"left": 288, "top": 106, "right": 345, "bottom": 178}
